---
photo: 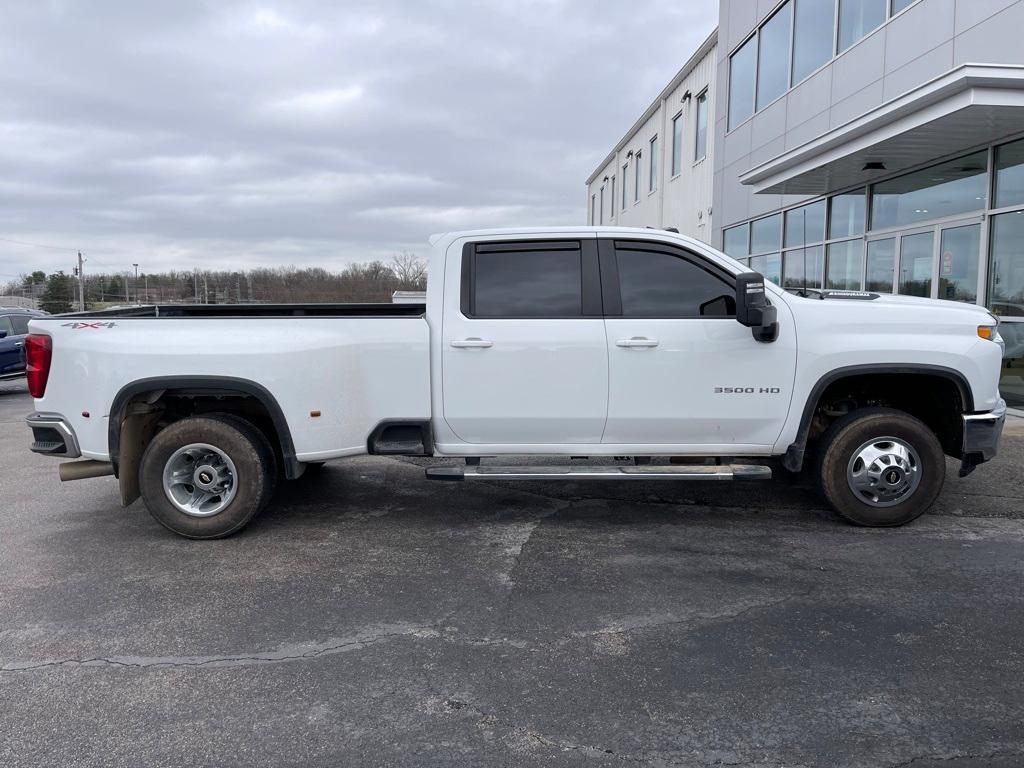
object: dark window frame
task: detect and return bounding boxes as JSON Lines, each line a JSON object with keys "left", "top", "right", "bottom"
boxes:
{"left": 599, "top": 239, "right": 738, "bottom": 320}
{"left": 460, "top": 240, "right": 602, "bottom": 320}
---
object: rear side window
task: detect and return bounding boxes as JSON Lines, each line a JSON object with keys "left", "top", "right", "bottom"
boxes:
{"left": 615, "top": 248, "right": 736, "bottom": 318}
{"left": 10, "top": 315, "right": 30, "bottom": 335}
{"left": 465, "top": 243, "right": 584, "bottom": 318}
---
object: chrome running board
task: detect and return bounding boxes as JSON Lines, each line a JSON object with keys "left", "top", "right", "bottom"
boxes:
{"left": 425, "top": 464, "right": 772, "bottom": 482}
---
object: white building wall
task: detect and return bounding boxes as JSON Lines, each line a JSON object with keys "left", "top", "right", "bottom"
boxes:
{"left": 586, "top": 32, "right": 717, "bottom": 244}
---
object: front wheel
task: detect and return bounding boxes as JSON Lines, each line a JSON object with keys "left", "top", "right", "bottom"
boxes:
{"left": 817, "top": 407, "right": 946, "bottom": 527}
{"left": 138, "top": 415, "right": 277, "bottom": 539}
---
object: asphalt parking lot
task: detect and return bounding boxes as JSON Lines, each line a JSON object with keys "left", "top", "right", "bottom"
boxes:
{"left": 2, "top": 377, "right": 1023, "bottom": 768}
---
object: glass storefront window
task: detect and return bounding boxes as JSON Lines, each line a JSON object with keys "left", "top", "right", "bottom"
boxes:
{"left": 829, "top": 189, "right": 866, "bottom": 238}
{"left": 783, "top": 246, "right": 824, "bottom": 290}
{"left": 866, "top": 238, "right": 895, "bottom": 293}
{"left": 990, "top": 211, "right": 1024, "bottom": 318}
{"left": 826, "top": 240, "right": 864, "bottom": 290}
{"left": 729, "top": 36, "right": 756, "bottom": 130}
{"left": 937, "top": 224, "right": 980, "bottom": 303}
{"left": 750, "top": 253, "right": 782, "bottom": 285}
{"left": 871, "top": 151, "right": 987, "bottom": 230}
{"left": 723, "top": 224, "right": 749, "bottom": 259}
{"left": 998, "top": 322, "right": 1024, "bottom": 409}
{"left": 757, "top": 1, "right": 792, "bottom": 110}
{"left": 750, "top": 214, "right": 783, "bottom": 254}
{"left": 995, "top": 138, "right": 1024, "bottom": 210}
{"left": 898, "top": 231, "right": 934, "bottom": 297}
{"left": 784, "top": 200, "right": 826, "bottom": 248}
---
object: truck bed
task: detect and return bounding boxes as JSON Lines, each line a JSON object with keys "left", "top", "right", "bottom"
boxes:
{"left": 57, "top": 303, "right": 426, "bottom": 319}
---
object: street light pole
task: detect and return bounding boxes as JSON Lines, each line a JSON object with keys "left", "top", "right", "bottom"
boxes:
{"left": 132, "top": 263, "right": 139, "bottom": 306}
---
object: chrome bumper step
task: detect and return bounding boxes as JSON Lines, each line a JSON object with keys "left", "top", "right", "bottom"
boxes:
{"left": 425, "top": 464, "right": 772, "bottom": 482}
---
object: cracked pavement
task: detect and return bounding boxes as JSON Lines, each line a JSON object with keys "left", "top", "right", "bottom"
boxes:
{"left": 1, "top": 379, "right": 1023, "bottom": 767}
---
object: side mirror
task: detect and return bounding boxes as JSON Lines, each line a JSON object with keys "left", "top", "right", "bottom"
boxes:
{"left": 0, "top": 330, "right": 7, "bottom": 339}
{"left": 735, "top": 272, "right": 779, "bottom": 343}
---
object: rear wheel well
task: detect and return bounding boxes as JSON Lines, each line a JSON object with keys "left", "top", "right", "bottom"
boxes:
{"left": 111, "top": 380, "right": 298, "bottom": 504}
{"left": 786, "top": 372, "right": 967, "bottom": 472}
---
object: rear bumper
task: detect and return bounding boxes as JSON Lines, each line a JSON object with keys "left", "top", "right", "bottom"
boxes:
{"left": 26, "top": 412, "right": 81, "bottom": 459}
{"left": 959, "top": 399, "right": 1006, "bottom": 477}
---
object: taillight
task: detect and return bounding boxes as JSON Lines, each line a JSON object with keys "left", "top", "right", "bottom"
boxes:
{"left": 25, "top": 334, "right": 52, "bottom": 398}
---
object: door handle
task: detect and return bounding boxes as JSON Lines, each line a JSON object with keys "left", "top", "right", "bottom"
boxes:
{"left": 616, "top": 337, "right": 659, "bottom": 348}
{"left": 14, "top": 341, "right": 24, "bottom": 347}
{"left": 450, "top": 338, "right": 494, "bottom": 349}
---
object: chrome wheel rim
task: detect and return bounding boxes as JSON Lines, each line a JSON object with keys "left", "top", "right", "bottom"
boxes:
{"left": 846, "top": 436, "right": 922, "bottom": 508}
{"left": 162, "top": 443, "right": 238, "bottom": 518}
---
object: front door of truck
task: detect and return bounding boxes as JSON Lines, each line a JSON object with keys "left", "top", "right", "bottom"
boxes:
{"left": 441, "top": 237, "right": 608, "bottom": 445}
{"left": 0, "top": 315, "right": 26, "bottom": 377}
{"left": 600, "top": 239, "right": 797, "bottom": 450}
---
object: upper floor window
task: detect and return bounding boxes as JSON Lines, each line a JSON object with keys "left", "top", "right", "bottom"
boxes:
{"left": 599, "top": 186, "right": 605, "bottom": 226}
{"left": 792, "top": 0, "right": 836, "bottom": 84}
{"left": 671, "top": 113, "right": 683, "bottom": 177}
{"left": 728, "top": 36, "right": 756, "bottom": 130}
{"left": 610, "top": 176, "right": 616, "bottom": 220}
{"left": 891, "top": 0, "right": 916, "bottom": 12}
{"left": 757, "top": 2, "right": 792, "bottom": 110}
{"left": 649, "top": 137, "right": 658, "bottom": 192}
{"left": 590, "top": 195, "right": 596, "bottom": 226}
{"left": 694, "top": 90, "right": 708, "bottom": 161}
{"left": 838, "top": 0, "right": 887, "bottom": 53}
{"left": 622, "top": 164, "right": 628, "bottom": 210}
{"left": 634, "top": 151, "right": 642, "bottom": 202}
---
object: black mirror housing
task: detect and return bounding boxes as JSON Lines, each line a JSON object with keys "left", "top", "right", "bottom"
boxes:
{"left": 735, "top": 272, "right": 779, "bottom": 343}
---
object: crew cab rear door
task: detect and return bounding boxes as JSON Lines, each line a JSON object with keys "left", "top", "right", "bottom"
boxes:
{"left": 600, "top": 239, "right": 797, "bottom": 450}
{"left": 441, "top": 236, "right": 608, "bottom": 445}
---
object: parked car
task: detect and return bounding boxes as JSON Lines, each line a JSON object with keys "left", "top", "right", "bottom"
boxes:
{"left": 23, "top": 227, "right": 1006, "bottom": 538}
{"left": 0, "top": 307, "right": 45, "bottom": 380}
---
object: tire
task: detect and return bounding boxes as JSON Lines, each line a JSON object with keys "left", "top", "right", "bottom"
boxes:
{"left": 138, "top": 415, "right": 277, "bottom": 539}
{"left": 816, "top": 407, "right": 945, "bottom": 527}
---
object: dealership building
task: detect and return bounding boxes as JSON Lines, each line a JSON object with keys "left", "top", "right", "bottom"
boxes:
{"left": 587, "top": 0, "right": 1024, "bottom": 410}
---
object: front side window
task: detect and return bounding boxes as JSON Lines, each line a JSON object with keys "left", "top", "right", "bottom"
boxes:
{"left": 471, "top": 246, "right": 582, "bottom": 318}
{"left": 871, "top": 151, "right": 987, "bottom": 230}
{"left": 728, "top": 36, "right": 756, "bottom": 130}
{"left": 0, "top": 316, "right": 13, "bottom": 337}
{"left": 10, "top": 315, "right": 30, "bottom": 335}
{"left": 649, "top": 137, "right": 658, "bottom": 192}
{"left": 838, "top": 0, "right": 887, "bottom": 53}
{"left": 671, "top": 113, "right": 683, "bottom": 177}
{"left": 757, "top": 1, "right": 792, "bottom": 110}
{"left": 793, "top": 0, "right": 836, "bottom": 84}
{"left": 694, "top": 90, "right": 708, "bottom": 161}
{"left": 616, "top": 248, "right": 735, "bottom": 318}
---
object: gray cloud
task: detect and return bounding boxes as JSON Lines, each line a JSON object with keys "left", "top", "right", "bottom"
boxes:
{"left": 0, "top": 0, "right": 716, "bottom": 279}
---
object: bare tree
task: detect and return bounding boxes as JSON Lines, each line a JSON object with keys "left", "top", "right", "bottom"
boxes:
{"left": 390, "top": 252, "right": 427, "bottom": 289}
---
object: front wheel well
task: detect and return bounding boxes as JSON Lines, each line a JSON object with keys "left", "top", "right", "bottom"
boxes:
{"left": 785, "top": 371, "right": 967, "bottom": 472}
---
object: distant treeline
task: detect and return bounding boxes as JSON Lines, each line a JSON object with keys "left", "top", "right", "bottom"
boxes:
{"left": 1, "top": 253, "right": 427, "bottom": 314}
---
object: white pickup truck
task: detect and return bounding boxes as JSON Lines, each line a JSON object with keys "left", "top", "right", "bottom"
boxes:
{"left": 24, "top": 227, "right": 1006, "bottom": 538}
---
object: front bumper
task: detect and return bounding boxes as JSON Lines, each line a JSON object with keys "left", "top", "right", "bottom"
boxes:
{"left": 26, "top": 412, "right": 81, "bottom": 459}
{"left": 959, "top": 399, "right": 1006, "bottom": 477}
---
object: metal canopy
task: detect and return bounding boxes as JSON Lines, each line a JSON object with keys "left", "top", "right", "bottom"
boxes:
{"left": 740, "top": 65, "right": 1024, "bottom": 196}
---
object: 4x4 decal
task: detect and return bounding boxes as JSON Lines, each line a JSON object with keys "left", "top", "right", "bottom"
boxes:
{"left": 61, "top": 321, "right": 117, "bottom": 329}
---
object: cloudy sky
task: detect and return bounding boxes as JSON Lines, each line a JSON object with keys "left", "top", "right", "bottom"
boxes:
{"left": 0, "top": 0, "right": 716, "bottom": 281}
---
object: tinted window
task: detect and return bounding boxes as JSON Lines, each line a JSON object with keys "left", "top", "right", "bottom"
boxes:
{"left": 10, "top": 315, "right": 30, "bottom": 335}
{"left": 0, "top": 316, "right": 13, "bottom": 336}
{"left": 616, "top": 248, "right": 735, "bottom": 318}
{"left": 995, "top": 138, "right": 1024, "bottom": 209}
{"left": 472, "top": 247, "right": 582, "bottom": 317}
{"left": 871, "top": 151, "right": 987, "bottom": 230}
{"left": 989, "top": 211, "right": 1024, "bottom": 317}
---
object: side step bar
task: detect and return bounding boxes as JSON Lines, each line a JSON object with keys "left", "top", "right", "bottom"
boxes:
{"left": 425, "top": 464, "right": 772, "bottom": 482}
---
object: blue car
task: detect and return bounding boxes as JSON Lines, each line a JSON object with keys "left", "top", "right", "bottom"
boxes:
{"left": 0, "top": 308, "right": 45, "bottom": 380}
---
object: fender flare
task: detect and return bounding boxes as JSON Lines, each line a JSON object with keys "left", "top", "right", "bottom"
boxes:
{"left": 108, "top": 375, "right": 300, "bottom": 479}
{"left": 782, "top": 363, "right": 974, "bottom": 472}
